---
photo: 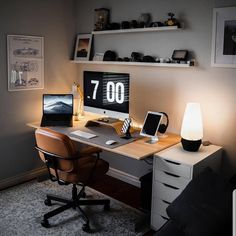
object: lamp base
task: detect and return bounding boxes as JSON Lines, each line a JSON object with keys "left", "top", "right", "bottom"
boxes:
{"left": 181, "top": 138, "right": 202, "bottom": 152}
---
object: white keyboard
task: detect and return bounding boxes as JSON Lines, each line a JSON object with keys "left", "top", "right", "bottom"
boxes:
{"left": 70, "top": 130, "right": 97, "bottom": 139}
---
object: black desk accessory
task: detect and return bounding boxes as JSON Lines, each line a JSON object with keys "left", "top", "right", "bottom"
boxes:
{"left": 172, "top": 50, "right": 188, "bottom": 63}
{"left": 121, "top": 118, "right": 132, "bottom": 139}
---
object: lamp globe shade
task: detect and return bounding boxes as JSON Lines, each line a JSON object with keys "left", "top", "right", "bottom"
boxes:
{"left": 180, "top": 103, "right": 203, "bottom": 152}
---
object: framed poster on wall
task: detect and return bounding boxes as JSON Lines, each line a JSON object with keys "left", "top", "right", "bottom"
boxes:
{"left": 211, "top": 7, "right": 236, "bottom": 68}
{"left": 7, "top": 35, "right": 44, "bottom": 91}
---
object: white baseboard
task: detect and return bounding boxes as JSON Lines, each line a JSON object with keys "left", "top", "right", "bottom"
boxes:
{"left": 0, "top": 166, "right": 47, "bottom": 190}
{"left": 0, "top": 166, "right": 140, "bottom": 190}
{"left": 107, "top": 167, "right": 141, "bottom": 188}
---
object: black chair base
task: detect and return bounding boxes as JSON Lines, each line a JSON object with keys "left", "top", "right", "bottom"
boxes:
{"left": 41, "top": 184, "right": 110, "bottom": 232}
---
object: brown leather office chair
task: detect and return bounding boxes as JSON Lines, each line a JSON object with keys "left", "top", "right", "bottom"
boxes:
{"left": 35, "top": 128, "right": 110, "bottom": 232}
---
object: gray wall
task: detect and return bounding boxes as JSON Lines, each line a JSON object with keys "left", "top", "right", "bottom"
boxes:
{"left": 0, "top": 0, "right": 77, "bottom": 180}
{"left": 1, "top": 0, "right": 236, "bottom": 183}
{"left": 76, "top": 0, "right": 236, "bottom": 177}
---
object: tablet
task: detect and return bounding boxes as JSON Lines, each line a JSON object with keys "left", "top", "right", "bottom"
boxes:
{"left": 140, "top": 111, "right": 163, "bottom": 143}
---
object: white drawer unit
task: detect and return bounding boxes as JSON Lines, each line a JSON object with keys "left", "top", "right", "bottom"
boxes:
{"left": 152, "top": 198, "right": 170, "bottom": 218}
{"left": 152, "top": 180, "right": 183, "bottom": 203}
{"left": 155, "top": 157, "right": 192, "bottom": 179}
{"left": 154, "top": 169, "right": 191, "bottom": 189}
{"left": 151, "top": 213, "right": 169, "bottom": 231}
{"left": 151, "top": 143, "right": 222, "bottom": 231}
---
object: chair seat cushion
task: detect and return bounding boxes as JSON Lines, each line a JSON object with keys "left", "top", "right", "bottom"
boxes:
{"left": 55, "top": 157, "right": 109, "bottom": 184}
{"left": 166, "top": 167, "right": 233, "bottom": 236}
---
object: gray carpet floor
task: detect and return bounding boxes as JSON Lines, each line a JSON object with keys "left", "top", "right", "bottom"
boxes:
{"left": 0, "top": 180, "right": 147, "bottom": 236}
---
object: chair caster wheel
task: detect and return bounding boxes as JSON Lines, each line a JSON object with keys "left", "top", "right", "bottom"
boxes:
{"left": 41, "top": 218, "right": 50, "bottom": 228}
{"left": 104, "top": 203, "right": 110, "bottom": 211}
{"left": 82, "top": 223, "right": 90, "bottom": 232}
{"left": 44, "top": 199, "right": 52, "bottom": 206}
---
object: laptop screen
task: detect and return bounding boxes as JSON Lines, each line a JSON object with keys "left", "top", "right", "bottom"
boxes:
{"left": 43, "top": 94, "right": 73, "bottom": 115}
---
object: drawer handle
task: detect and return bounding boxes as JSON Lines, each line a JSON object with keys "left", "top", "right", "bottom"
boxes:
{"left": 163, "top": 183, "right": 179, "bottom": 190}
{"left": 162, "top": 200, "right": 171, "bottom": 205}
{"left": 161, "top": 215, "right": 169, "bottom": 220}
{"left": 164, "top": 171, "right": 180, "bottom": 178}
{"left": 164, "top": 159, "right": 180, "bottom": 165}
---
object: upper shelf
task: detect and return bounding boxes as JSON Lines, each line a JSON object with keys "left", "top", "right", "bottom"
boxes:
{"left": 92, "top": 26, "right": 181, "bottom": 35}
{"left": 71, "top": 60, "right": 193, "bottom": 68}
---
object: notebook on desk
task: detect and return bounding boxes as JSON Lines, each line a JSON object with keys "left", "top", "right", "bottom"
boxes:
{"left": 40, "top": 94, "right": 73, "bottom": 127}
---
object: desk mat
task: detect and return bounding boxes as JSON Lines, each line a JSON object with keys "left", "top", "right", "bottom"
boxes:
{"left": 52, "top": 125, "right": 141, "bottom": 149}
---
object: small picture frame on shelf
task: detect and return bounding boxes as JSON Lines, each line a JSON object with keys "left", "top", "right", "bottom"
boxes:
{"left": 172, "top": 50, "right": 188, "bottom": 62}
{"left": 93, "top": 52, "right": 104, "bottom": 61}
{"left": 74, "top": 34, "right": 92, "bottom": 61}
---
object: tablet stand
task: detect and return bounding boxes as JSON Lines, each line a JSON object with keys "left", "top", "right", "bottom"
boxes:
{"left": 146, "top": 136, "right": 159, "bottom": 144}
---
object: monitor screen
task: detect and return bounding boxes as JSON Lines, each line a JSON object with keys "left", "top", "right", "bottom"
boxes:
{"left": 83, "top": 71, "right": 129, "bottom": 119}
{"left": 140, "top": 111, "right": 163, "bottom": 137}
{"left": 43, "top": 94, "right": 73, "bottom": 115}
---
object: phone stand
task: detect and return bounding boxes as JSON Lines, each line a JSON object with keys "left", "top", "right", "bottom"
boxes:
{"left": 121, "top": 128, "right": 132, "bottom": 139}
{"left": 121, "top": 118, "right": 132, "bottom": 139}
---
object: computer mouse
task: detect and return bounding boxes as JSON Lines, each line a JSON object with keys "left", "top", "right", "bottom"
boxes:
{"left": 105, "top": 140, "right": 117, "bottom": 145}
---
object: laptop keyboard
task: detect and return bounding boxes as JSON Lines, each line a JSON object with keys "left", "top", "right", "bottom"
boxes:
{"left": 41, "top": 115, "right": 72, "bottom": 127}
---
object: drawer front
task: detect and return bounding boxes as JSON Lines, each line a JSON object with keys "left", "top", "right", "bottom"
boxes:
{"left": 154, "top": 169, "right": 191, "bottom": 189}
{"left": 152, "top": 197, "right": 170, "bottom": 218}
{"left": 153, "top": 180, "right": 182, "bottom": 203}
{"left": 151, "top": 213, "right": 169, "bottom": 231}
{"left": 155, "top": 157, "right": 192, "bottom": 179}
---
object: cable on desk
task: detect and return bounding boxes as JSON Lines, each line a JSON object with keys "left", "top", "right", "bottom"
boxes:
{"left": 129, "top": 115, "right": 138, "bottom": 122}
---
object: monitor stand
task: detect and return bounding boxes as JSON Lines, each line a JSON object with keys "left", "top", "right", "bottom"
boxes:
{"left": 146, "top": 136, "right": 159, "bottom": 144}
{"left": 96, "top": 117, "right": 119, "bottom": 124}
{"left": 85, "top": 118, "right": 123, "bottom": 135}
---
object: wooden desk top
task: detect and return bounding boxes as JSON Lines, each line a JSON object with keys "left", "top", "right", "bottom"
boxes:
{"left": 27, "top": 120, "right": 180, "bottom": 160}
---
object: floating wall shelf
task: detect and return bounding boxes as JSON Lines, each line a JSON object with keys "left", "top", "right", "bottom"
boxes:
{"left": 73, "top": 25, "right": 195, "bottom": 68}
{"left": 92, "top": 26, "right": 181, "bottom": 35}
{"left": 71, "top": 60, "right": 193, "bottom": 68}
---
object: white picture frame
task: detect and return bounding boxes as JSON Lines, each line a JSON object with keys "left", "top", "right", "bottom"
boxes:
{"left": 211, "top": 7, "right": 236, "bottom": 68}
{"left": 7, "top": 35, "right": 44, "bottom": 91}
{"left": 74, "top": 34, "right": 92, "bottom": 61}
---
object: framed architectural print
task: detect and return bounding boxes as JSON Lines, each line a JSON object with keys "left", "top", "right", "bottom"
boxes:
{"left": 74, "top": 34, "right": 92, "bottom": 61}
{"left": 7, "top": 35, "right": 44, "bottom": 91}
{"left": 211, "top": 7, "right": 236, "bottom": 68}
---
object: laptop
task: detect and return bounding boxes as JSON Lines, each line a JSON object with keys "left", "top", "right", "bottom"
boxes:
{"left": 40, "top": 94, "right": 73, "bottom": 127}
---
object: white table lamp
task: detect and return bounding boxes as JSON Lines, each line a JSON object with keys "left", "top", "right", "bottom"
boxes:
{"left": 181, "top": 103, "right": 203, "bottom": 152}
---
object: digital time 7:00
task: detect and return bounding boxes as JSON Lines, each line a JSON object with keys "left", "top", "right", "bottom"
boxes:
{"left": 90, "top": 80, "right": 125, "bottom": 104}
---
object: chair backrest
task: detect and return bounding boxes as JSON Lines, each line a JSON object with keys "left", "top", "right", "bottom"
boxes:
{"left": 35, "top": 128, "right": 77, "bottom": 172}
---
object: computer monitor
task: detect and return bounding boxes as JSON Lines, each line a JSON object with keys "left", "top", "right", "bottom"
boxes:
{"left": 140, "top": 111, "right": 163, "bottom": 144}
{"left": 83, "top": 71, "right": 129, "bottom": 121}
